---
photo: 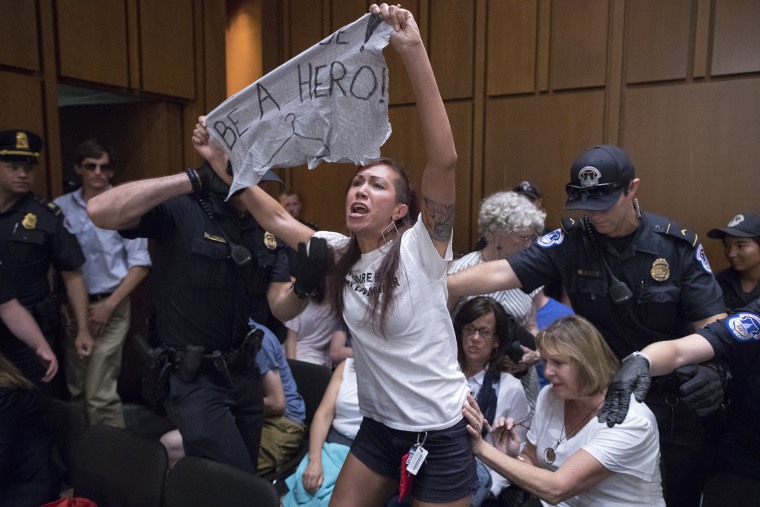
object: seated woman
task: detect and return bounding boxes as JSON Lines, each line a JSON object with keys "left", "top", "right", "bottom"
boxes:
{"left": 463, "top": 315, "right": 665, "bottom": 506}
{"left": 282, "top": 358, "right": 360, "bottom": 507}
{"left": 448, "top": 191, "right": 546, "bottom": 414}
{"left": 284, "top": 297, "right": 351, "bottom": 368}
{"left": 453, "top": 297, "right": 530, "bottom": 506}
{"left": 0, "top": 352, "right": 60, "bottom": 507}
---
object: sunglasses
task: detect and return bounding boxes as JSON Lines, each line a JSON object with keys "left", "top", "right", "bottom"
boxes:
{"left": 82, "top": 162, "right": 113, "bottom": 172}
{"left": 565, "top": 182, "right": 624, "bottom": 200}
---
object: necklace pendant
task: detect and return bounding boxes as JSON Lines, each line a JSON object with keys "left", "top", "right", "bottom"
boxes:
{"left": 544, "top": 447, "right": 556, "bottom": 464}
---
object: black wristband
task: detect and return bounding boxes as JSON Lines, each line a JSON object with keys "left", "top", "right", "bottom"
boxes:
{"left": 186, "top": 168, "right": 202, "bottom": 194}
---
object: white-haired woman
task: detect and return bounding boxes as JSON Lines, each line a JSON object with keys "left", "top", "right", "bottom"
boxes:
{"left": 449, "top": 191, "right": 546, "bottom": 414}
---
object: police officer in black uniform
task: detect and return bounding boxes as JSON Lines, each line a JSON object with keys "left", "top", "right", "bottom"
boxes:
{"left": 87, "top": 153, "right": 319, "bottom": 473}
{"left": 448, "top": 145, "right": 728, "bottom": 507}
{"left": 0, "top": 129, "right": 92, "bottom": 392}
{"left": 601, "top": 298, "right": 760, "bottom": 507}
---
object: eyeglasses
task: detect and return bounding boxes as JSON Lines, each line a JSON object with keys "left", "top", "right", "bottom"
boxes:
{"left": 565, "top": 182, "right": 624, "bottom": 200}
{"left": 514, "top": 233, "right": 538, "bottom": 245}
{"left": 82, "top": 162, "right": 113, "bottom": 172}
{"left": 462, "top": 325, "right": 495, "bottom": 339}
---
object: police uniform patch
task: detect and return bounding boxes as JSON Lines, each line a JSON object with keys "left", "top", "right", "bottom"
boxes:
{"left": 537, "top": 228, "right": 564, "bottom": 248}
{"left": 263, "top": 231, "right": 277, "bottom": 250}
{"left": 650, "top": 258, "right": 670, "bottom": 282}
{"left": 695, "top": 244, "right": 712, "bottom": 274}
{"left": 21, "top": 212, "right": 37, "bottom": 229}
{"left": 725, "top": 313, "right": 760, "bottom": 342}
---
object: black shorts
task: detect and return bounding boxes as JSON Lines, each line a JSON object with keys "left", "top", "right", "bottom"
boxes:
{"left": 350, "top": 417, "right": 478, "bottom": 503}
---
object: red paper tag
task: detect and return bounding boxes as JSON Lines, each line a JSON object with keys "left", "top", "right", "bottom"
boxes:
{"left": 399, "top": 451, "right": 414, "bottom": 501}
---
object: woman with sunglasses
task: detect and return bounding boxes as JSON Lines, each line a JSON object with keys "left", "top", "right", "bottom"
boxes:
{"left": 453, "top": 297, "right": 531, "bottom": 506}
{"left": 463, "top": 315, "right": 665, "bottom": 506}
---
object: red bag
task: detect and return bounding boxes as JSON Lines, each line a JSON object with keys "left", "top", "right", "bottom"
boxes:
{"left": 41, "top": 497, "right": 98, "bottom": 507}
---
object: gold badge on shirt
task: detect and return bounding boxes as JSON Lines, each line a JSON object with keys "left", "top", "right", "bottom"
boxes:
{"left": 21, "top": 213, "right": 37, "bottom": 230}
{"left": 203, "top": 232, "right": 226, "bottom": 243}
{"left": 263, "top": 231, "right": 277, "bottom": 250}
{"left": 650, "top": 258, "right": 670, "bottom": 282}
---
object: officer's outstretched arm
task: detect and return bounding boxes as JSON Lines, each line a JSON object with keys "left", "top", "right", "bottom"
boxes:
{"left": 88, "top": 173, "right": 193, "bottom": 231}
{"left": 447, "top": 259, "right": 522, "bottom": 300}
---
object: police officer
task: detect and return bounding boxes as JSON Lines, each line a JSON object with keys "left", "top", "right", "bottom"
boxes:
{"left": 448, "top": 144, "right": 727, "bottom": 507}
{"left": 601, "top": 298, "right": 760, "bottom": 507}
{"left": 87, "top": 152, "right": 321, "bottom": 473}
{"left": 0, "top": 129, "right": 92, "bottom": 392}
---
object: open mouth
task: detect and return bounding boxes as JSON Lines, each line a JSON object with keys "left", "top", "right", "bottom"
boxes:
{"left": 349, "top": 202, "right": 369, "bottom": 216}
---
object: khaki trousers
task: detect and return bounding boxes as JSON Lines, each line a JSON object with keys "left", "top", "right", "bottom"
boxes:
{"left": 257, "top": 415, "right": 305, "bottom": 474}
{"left": 65, "top": 297, "right": 130, "bottom": 427}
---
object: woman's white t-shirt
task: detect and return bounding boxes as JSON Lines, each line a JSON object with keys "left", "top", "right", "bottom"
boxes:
{"left": 314, "top": 216, "right": 468, "bottom": 431}
{"left": 527, "top": 387, "right": 665, "bottom": 507}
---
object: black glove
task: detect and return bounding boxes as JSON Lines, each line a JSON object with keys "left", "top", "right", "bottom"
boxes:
{"left": 598, "top": 353, "right": 651, "bottom": 427}
{"left": 676, "top": 364, "right": 724, "bottom": 417}
{"left": 293, "top": 237, "right": 329, "bottom": 299}
{"left": 195, "top": 162, "right": 231, "bottom": 197}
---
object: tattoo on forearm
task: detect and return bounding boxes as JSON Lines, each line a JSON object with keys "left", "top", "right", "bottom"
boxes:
{"left": 423, "top": 197, "right": 454, "bottom": 242}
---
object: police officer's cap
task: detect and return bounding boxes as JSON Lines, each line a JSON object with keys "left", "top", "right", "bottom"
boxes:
{"left": 0, "top": 129, "right": 44, "bottom": 164}
{"left": 513, "top": 181, "right": 541, "bottom": 202}
{"left": 565, "top": 144, "right": 635, "bottom": 212}
{"left": 707, "top": 213, "right": 760, "bottom": 240}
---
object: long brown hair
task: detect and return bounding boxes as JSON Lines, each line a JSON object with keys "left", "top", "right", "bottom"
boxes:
{"left": 0, "top": 352, "right": 36, "bottom": 390}
{"left": 326, "top": 158, "right": 418, "bottom": 335}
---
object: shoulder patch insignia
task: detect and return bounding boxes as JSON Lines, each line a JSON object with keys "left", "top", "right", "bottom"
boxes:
{"left": 653, "top": 220, "right": 698, "bottom": 247}
{"left": 725, "top": 313, "right": 760, "bottom": 342}
{"left": 32, "top": 194, "right": 62, "bottom": 216}
{"left": 695, "top": 244, "right": 712, "bottom": 274}
{"left": 537, "top": 228, "right": 564, "bottom": 248}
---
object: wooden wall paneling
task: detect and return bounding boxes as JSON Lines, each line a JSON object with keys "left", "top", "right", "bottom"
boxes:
{"left": 711, "top": 0, "right": 760, "bottom": 76}
{"left": 486, "top": 0, "right": 537, "bottom": 96}
{"left": 429, "top": 0, "right": 474, "bottom": 100}
{"left": 693, "top": 0, "right": 711, "bottom": 78}
{"left": 56, "top": 0, "right": 129, "bottom": 87}
{"left": 379, "top": 0, "right": 421, "bottom": 106}
{"left": 330, "top": 0, "right": 367, "bottom": 31}
{"left": 550, "top": 0, "right": 608, "bottom": 91}
{"left": 39, "top": 0, "right": 63, "bottom": 198}
{"left": 202, "top": 0, "right": 227, "bottom": 108}
{"left": 286, "top": 162, "right": 351, "bottom": 233}
{"left": 536, "top": 0, "right": 550, "bottom": 92}
{"left": 139, "top": 0, "right": 195, "bottom": 99}
{"left": 483, "top": 91, "right": 606, "bottom": 230}
{"left": 261, "top": 0, "right": 284, "bottom": 75}
{"left": 226, "top": 0, "right": 262, "bottom": 97}
{"left": 288, "top": 0, "right": 325, "bottom": 57}
{"left": 448, "top": 102, "right": 475, "bottom": 254}
{"left": 0, "top": 72, "right": 47, "bottom": 196}
{"left": 0, "top": 0, "right": 39, "bottom": 71}
{"left": 624, "top": 0, "right": 691, "bottom": 84}
{"left": 470, "top": 0, "right": 487, "bottom": 247}
{"left": 126, "top": 0, "right": 141, "bottom": 89}
{"left": 622, "top": 78, "right": 760, "bottom": 268}
{"left": 604, "top": 0, "right": 625, "bottom": 144}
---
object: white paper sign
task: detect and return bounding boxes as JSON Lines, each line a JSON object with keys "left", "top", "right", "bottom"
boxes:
{"left": 206, "top": 13, "right": 394, "bottom": 196}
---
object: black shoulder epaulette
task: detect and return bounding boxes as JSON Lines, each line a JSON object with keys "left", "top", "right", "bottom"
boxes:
{"left": 32, "top": 194, "right": 63, "bottom": 217}
{"left": 561, "top": 216, "right": 583, "bottom": 233}
{"left": 650, "top": 215, "right": 698, "bottom": 247}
